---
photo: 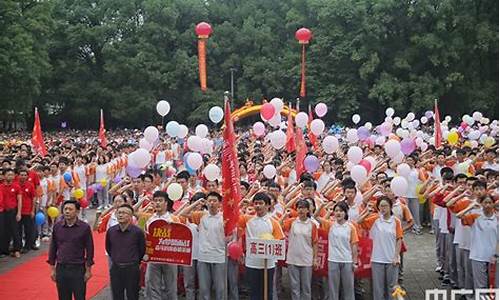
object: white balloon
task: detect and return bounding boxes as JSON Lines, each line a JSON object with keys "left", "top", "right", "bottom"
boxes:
{"left": 420, "top": 116, "right": 428, "bottom": 124}
{"left": 468, "top": 130, "right": 481, "bottom": 140}
{"left": 156, "top": 100, "right": 170, "bottom": 117}
{"left": 187, "top": 135, "right": 203, "bottom": 152}
{"left": 375, "top": 136, "right": 386, "bottom": 145}
{"left": 270, "top": 130, "right": 286, "bottom": 150}
{"left": 445, "top": 115, "right": 452, "bottom": 122}
{"left": 144, "top": 126, "right": 159, "bottom": 143}
{"left": 166, "top": 121, "right": 180, "bottom": 137}
{"left": 263, "top": 165, "right": 277, "bottom": 179}
{"left": 195, "top": 124, "right": 209, "bottom": 138}
{"left": 465, "top": 116, "right": 475, "bottom": 126}
{"left": 177, "top": 124, "right": 189, "bottom": 138}
{"left": 391, "top": 176, "right": 408, "bottom": 197}
{"left": 270, "top": 98, "right": 284, "bottom": 114}
{"left": 347, "top": 146, "right": 363, "bottom": 164}
{"left": 415, "top": 137, "right": 424, "bottom": 146}
{"left": 412, "top": 120, "right": 420, "bottom": 128}
{"left": 208, "top": 106, "right": 224, "bottom": 123}
{"left": 385, "top": 116, "right": 393, "bottom": 123}
{"left": 364, "top": 122, "right": 373, "bottom": 130}
{"left": 386, "top": 107, "right": 395, "bottom": 117}
{"left": 186, "top": 152, "right": 203, "bottom": 170}
{"left": 200, "top": 138, "right": 213, "bottom": 154}
{"left": 310, "top": 119, "right": 325, "bottom": 136}
{"left": 295, "top": 112, "right": 309, "bottom": 129}
{"left": 396, "top": 163, "right": 411, "bottom": 177}
{"left": 203, "top": 164, "right": 220, "bottom": 181}
{"left": 352, "top": 114, "right": 361, "bottom": 124}
{"left": 131, "top": 149, "right": 151, "bottom": 168}
{"left": 384, "top": 140, "right": 401, "bottom": 158}
{"left": 393, "top": 151, "right": 405, "bottom": 164}
{"left": 322, "top": 136, "right": 339, "bottom": 154}
{"left": 472, "top": 111, "right": 482, "bottom": 121}
{"left": 350, "top": 165, "right": 368, "bottom": 185}
{"left": 139, "top": 138, "right": 153, "bottom": 151}
{"left": 401, "top": 129, "right": 410, "bottom": 139}
{"left": 406, "top": 112, "right": 415, "bottom": 121}
{"left": 479, "top": 134, "right": 488, "bottom": 143}
{"left": 393, "top": 117, "right": 401, "bottom": 126}
{"left": 167, "top": 183, "right": 183, "bottom": 201}
{"left": 401, "top": 119, "right": 409, "bottom": 129}
{"left": 268, "top": 114, "right": 281, "bottom": 127}
{"left": 346, "top": 129, "right": 359, "bottom": 143}
{"left": 396, "top": 128, "right": 404, "bottom": 137}
{"left": 420, "top": 142, "right": 428, "bottom": 151}
{"left": 480, "top": 117, "right": 490, "bottom": 124}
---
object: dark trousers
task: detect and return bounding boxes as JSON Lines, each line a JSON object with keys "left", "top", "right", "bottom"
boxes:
{"left": 2, "top": 209, "right": 21, "bottom": 252}
{"left": 110, "top": 263, "right": 140, "bottom": 300}
{"left": 18, "top": 215, "right": 35, "bottom": 249}
{"left": 246, "top": 267, "right": 275, "bottom": 300}
{"left": 0, "top": 211, "right": 7, "bottom": 254}
{"left": 56, "top": 264, "right": 87, "bottom": 300}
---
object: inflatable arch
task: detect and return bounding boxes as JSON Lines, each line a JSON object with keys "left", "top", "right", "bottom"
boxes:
{"left": 231, "top": 102, "right": 297, "bottom": 122}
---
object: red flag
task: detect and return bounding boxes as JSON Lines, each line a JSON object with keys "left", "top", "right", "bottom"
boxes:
{"left": 295, "top": 127, "right": 307, "bottom": 178}
{"left": 434, "top": 99, "right": 442, "bottom": 148}
{"left": 31, "top": 107, "right": 48, "bottom": 157}
{"left": 222, "top": 100, "right": 242, "bottom": 236}
{"left": 286, "top": 103, "right": 296, "bottom": 153}
{"left": 99, "top": 109, "right": 108, "bottom": 148}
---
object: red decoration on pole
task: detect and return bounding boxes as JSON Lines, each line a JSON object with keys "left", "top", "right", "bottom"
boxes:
{"left": 195, "top": 22, "right": 213, "bottom": 92}
{"left": 99, "top": 109, "right": 107, "bottom": 148}
{"left": 434, "top": 99, "right": 442, "bottom": 149}
{"left": 32, "top": 107, "right": 48, "bottom": 157}
{"left": 295, "top": 28, "right": 312, "bottom": 98}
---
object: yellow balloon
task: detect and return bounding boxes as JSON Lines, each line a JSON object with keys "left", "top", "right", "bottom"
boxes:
{"left": 47, "top": 207, "right": 60, "bottom": 219}
{"left": 100, "top": 179, "right": 107, "bottom": 187}
{"left": 447, "top": 132, "right": 459, "bottom": 145}
{"left": 484, "top": 136, "right": 495, "bottom": 148}
{"left": 463, "top": 141, "right": 471, "bottom": 148}
{"left": 258, "top": 233, "right": 275, "bottom": 240}
{"left": 416, "top": 184, "right": 426, "bottom": 204}
{"left": 73, "top": 188, "right": 84, "bottom": 199}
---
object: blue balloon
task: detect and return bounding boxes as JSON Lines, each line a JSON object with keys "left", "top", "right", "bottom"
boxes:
{"left": 183, "top": 153, "right": 197, "bottom": 175}
{"left": 63, "top": 172, "right": 72, "bottom": 182}
{"left": 35, "top": 212, "right": 46, "bottom": 225}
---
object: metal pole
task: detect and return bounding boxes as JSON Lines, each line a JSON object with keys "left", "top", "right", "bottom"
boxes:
{"left": 230, "top": 68, "right": 236, "bottom": 100}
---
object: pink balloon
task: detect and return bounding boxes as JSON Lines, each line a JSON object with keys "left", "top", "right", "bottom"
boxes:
{"left": 260, "top": 103, "right": 275, "bottom": 121}
{"left": 253, "top": 122, "right": 266, "bottom": 136}
{"left": 314, "top": 103, "right": 328, "bottom": 117}
{"left": 400, "top": 138, "right": 416, "bottom": 155}
{"left": 228, "top": 241, "right": 243, "bottom": 260}
{"left": 359, "top": 159, "right": 372, "bottom": 173}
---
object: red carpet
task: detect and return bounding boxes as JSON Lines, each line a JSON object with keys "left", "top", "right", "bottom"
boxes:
{"left": 0, "top": 232, "right": 109, "bottom": 300}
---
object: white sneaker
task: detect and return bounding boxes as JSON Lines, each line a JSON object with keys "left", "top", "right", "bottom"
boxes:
{"left": 97, "top": 205, "right": 104, "bottom": 210}
{"left": 35, "top": 239, "right": 41, "bottom": 248}
{"left": 435, "top": 266, "right": 442, "bottom": 272}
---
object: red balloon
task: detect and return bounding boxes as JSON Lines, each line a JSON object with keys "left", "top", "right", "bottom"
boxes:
{"left": 227, "top": 241, "right": 243, "bottom": 260}
{"left": 195, "top": 22, "right": 212, "bottom": 37}
{"left": 260, "top": 103, "right": 275, "bottom": 121}
{"left": 86, "top": 186, "right": 95, "bottom": 199}
{"left": 80, "top": 198, "right": 89, "bottom": 209}
{"left": 295, "top": 27, "right": 312, "bottom": 43}
{"left": 359, "top": 159, "right": 372, "bottom": 173}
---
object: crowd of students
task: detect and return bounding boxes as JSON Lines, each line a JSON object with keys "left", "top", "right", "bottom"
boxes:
{"left": 0, "top": 120, "right": 498, "bottom": 300}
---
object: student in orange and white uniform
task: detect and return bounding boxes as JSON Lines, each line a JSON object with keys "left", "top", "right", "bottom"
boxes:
{"left": 358, "top": 197, "right": 403, "bottom": 300}
{"left": 145, "top": 191, "right": 180, "bottom": 300}
{"left": 179, "top": 191, "right": 225, "bottom": 300}
{"left": 282, "top": 199, "right": 318, "bottom": 300}
{"left": 457, "top": 195, "right": 499, "bottom": 290}
{"left": 238, "top": 192, "right": 285, "bottom": 300}
{"left": 95, "top": 155, "right": 110, "bottom": 210}
{"left": 319, "top": 201, "right": 358, "bottom": 300}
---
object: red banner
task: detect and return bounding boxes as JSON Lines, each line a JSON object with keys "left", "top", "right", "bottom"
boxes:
{"left": 99, "top": 109, "right": 107, "bottom": 148}
{"left": 222, "top": 100, "right": 242, "bottom": 236}
{"left": 31, "top": 107, "right": 48, "bottom": 157}
{"left": 145, "top": 220, "right": 193, "bottom": 266}
{"left": 198, "top": 38, "right": 207, "bottom": 92}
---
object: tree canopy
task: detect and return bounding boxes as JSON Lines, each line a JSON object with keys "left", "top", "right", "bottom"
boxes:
{"left": 0, "top": 0, "right": 498, "bottom": 130}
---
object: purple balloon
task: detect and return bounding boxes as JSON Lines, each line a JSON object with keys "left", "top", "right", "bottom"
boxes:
{"left": 400, "top": 138, "right": 416, "bottom": 155}
{"left": 304, "top": 155, "right": 320, "bottom": 173}
{"left": 357, "top": 126, "right": 370, "bottom": 141}
{"left": 425, "top": 111, "right": 433, "bottom": 119}
{"left": 94, "top": 183, "right": 103, "bottom": 192}
{"left": 113, "top": 175, "right": 122, "bottom": 184}
{"left": 126, "top": 165, "right": 142, "bottom": 178}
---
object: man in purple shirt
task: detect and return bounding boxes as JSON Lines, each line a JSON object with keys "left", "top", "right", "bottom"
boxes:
{"left": 47, "top": 200, "right": 94, "bottom": 300}
{"left": 106, "top": 203, "right": 145, "bottom": 300}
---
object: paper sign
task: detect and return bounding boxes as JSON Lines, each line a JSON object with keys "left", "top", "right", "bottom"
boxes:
{"left": 246, "top": 238, "right": 286, "bottom": 260}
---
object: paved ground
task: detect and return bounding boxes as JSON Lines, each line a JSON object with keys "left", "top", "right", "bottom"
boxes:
{"left": 0, "top": 209, "right": 444, "bottom": 300}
